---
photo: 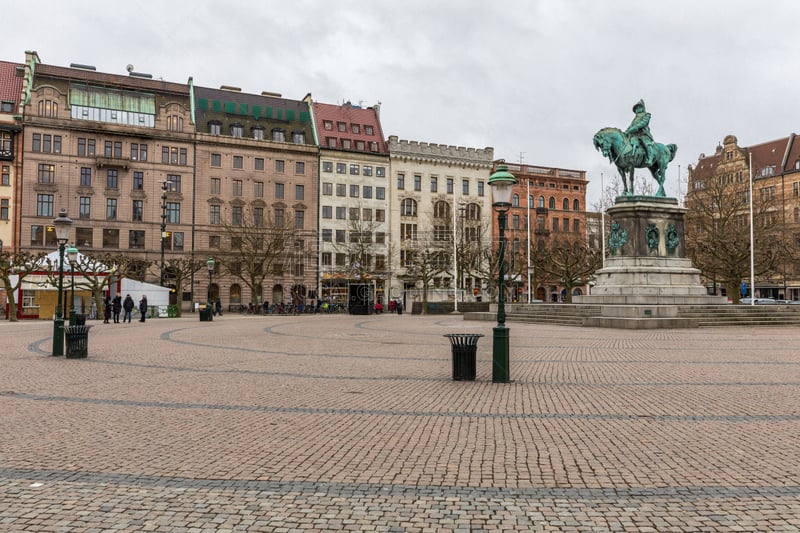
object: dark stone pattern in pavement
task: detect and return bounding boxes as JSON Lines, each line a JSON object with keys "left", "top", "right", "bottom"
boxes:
{"left": 2, "top": 316, "right": 800, "bottom": 531}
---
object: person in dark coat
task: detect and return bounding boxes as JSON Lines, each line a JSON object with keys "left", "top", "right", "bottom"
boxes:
{"left": 103, "top": 296, "right": 111, "bottom": 324}
{"left": 122, "top": 294, "right": 135, "bottom": 323}
{"left": 214, "top": 299, "right": 222, "bottom": 316}
{"left": 138, "top": 295, "right": 148, "bottom": 323}
{"left": 112, "top": 293, "right": 122, "bottom": 323}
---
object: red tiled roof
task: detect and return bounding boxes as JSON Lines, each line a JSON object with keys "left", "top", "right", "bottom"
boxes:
{"left": 0, "top": 61, "right": 24, "bottom": 106}
{"left": 748, "top": 136, "right": 790, "bottom": 174}
{"left": 312, "top": 101, "right": 387, "bottom": 154}
{"left": 782, "top": 134, "right": 800, "bottom": 173}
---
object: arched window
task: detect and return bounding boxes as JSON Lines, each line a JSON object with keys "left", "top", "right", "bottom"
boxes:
{"left": 528, "top": 195, "right": 534, "bottom": 208}
{"left": 512, "top": 194, "right": 519, "bottom": 207}
{"left": 400, "top": 198, "right": 417, "bottom": 217}
{"left": 563, "top": 198, "right": 569, "bottom": 211}
{"left": 573, "top": 199, "right": 580, "bottom": 211}
{"left": 538, "top": 196, "right": 545, "bottom": 208}
{"left": 465, "top": 203, "right": 481, "bottom": 220}
{"left": 433, "top": 200, "right": 450, "bottom": 219}
{"left": 549, "top": 197, "right": 556, "bottom": 209}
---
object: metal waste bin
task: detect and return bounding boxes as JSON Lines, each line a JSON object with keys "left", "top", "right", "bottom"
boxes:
{"left": 65, "top": 325, "right": 91, "bottom": 358}
{"left": 199, "top": 307, "right": 213, "bottom": 322}
{"left": 74, "top": 313, "right": 86, "bottom": 326}
{"left": 444, "top": 333, "right": 484, "bottom": 381}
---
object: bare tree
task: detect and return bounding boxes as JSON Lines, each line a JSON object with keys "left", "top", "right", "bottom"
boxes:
{"left": 685, "top": 169, "right": 791, "bottom": 302}
{"left": 399, "top": 228, "right": 451, "bottom": 314}
{"left": 152, "top": 258, "right": 205, "bottom": 316}
{"left": 536, "top": 236, "right": 602, "bottom": 303}
{"left": 0, "top": 250, "right": 46, "bottom": 321}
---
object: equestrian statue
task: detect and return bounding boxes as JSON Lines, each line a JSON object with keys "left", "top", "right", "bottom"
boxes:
{"left": 593, "top": 100, "right": 677, "bottom": 197}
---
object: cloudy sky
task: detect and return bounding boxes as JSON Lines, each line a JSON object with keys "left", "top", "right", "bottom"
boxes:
{"left": 3, "top": 0, "right": 798, "bottom": 206}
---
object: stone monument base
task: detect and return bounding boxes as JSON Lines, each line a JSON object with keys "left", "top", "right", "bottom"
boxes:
{"left": 571, "top": 196, "right": 726, "bottom": 328}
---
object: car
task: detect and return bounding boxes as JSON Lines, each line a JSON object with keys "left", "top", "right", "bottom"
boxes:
{"left": 739, "top": 298, "right": 777, "bottom": 305}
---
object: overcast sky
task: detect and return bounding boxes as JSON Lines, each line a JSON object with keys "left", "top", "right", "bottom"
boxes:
{"left": 3, "top": 0, "right": 798, "bottom": 207}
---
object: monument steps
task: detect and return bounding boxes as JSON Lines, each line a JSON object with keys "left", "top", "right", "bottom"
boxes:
{"left": 465, "top": 304, "right": 800, "bottom": 328}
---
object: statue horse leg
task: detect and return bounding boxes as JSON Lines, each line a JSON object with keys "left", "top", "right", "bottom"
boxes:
{"left": 617, "top": 164, "right": 630, "bottom": 195}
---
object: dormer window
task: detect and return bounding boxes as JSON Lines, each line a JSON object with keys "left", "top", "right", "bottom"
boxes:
{"left": 292, "top": 131, "right": 305, "bottom": 144}
{"left": 252, "top": 127, "right": 265, "bottom": 140}
{"left": 272, "top": 128, "right": 286, "bottom": 142}
{"left": 208, "top": 121, "right": 221, "bottom": 135}
{"left": 230, "top": 123, "right": 244, "bottom": 138}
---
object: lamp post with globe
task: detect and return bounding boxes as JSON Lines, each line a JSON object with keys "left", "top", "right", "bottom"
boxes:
{"left": 52, "top": 210, "right": 73, "bottom": 356}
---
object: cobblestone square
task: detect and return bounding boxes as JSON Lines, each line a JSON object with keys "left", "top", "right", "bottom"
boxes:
{"left": 1, "top": 315, "right": 799, "bottom": 531}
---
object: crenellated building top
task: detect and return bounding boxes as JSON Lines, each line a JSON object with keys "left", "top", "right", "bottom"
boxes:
{"left": 387, "top": 135, "right": 494, "bottom": 168}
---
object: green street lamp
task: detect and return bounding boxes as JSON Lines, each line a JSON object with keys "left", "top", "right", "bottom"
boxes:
{"left": 52, "top": 209, "right": 73, "bottom": 356}
{"left": 66, "top": 244, "right": 78, "bottom": 326}
{"left": 488, "top": 164, "right": 517, "bottom": 383}
{"left": 206, "top": 257, "right": 215, "bottom": 305}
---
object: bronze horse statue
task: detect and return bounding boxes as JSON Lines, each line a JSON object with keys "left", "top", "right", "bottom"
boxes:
{"left": 593, "top": 127, "right": 677, "bottom": 197}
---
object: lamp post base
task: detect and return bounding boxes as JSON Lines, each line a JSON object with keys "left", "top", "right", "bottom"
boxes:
{"left": 492, "top": 324, "right": 510, "bottom": 383}
{"left": 52, "top": 317, "right": 65, "bottom": 356}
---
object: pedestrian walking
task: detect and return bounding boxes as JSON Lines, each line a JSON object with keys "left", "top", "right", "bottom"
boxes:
{"left": 215, "top": 299, "right": 222, "bottom": 316}
{"left": 103, "top": 296, "right": 111, "bottom": 324}
{"left": 122, "top": 294, "right": 134, "bottom": 323}
{"left": 138, "top": 295, "right": 148, "bottom": 323}
{"left": 112, "top": 293, "right": 122, "bottom": 323}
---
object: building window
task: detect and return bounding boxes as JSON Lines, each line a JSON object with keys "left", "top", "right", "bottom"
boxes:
{"left": 274, "top": 208, "right": 285, "bottom": 226}
{"left": 397, "top": 173, "right": 405, "bottom": 190}
{"left": 133, "top": 171, "right": 144, "bottom": 190}
{"left": 233, "top": 179, "right": 243, "bottom": 196}
{"left": 129, "top": 230, "right": 145, "bottom": 249}
{"left": 336, "top": 183, "right": 346, "bottom": 197}
{"left": 167, "top": 202, "right": 180, "bottom": 224}
{"left": 363, "top": 186, "right": 372, "bottom": 199}
{"left": 336, "top": 206, "right": 346, "bottom": 220}
{"left": 253, "top": 207, "right": 264, "bottom": 227}
{"left": 295, "top": 210, "right": 305, "bottom": 229}
{"left": 563, "top": 198, "right": 569, "bottom": 211}
{"left": 36, "top": 194, "right": 54, "bottom": 217}
{"left": 106, "top": 198, "right": 117, "bottom": 220}
{"left": 79, "top": 197, "right": 91, "bottom": 219}
{"left": 349, "top": 207, "right": 360, "bottom": 220}
{"left": 38, "top": 99, "right": 58, "bottom": 117}
{"left": 478, "top": 181, "right": 485, "bottom": 196}
{"left": 431, "top": 176, "right": 438, "bottom": 193}
{"left": 132, "top": 200, "right": 143, "bottom": 221}
{"left": 166, "top": 174, "right": 181, "bottom": 193}
{"left": 322, "top": 182, "right": 333, "bottom": 195}
{"left": 414, "top": 174, "right": 421, "bottom": 191}
{"left": 322, "top": 229, "right": 332, "bottom": 242}
{"left": 209, "top": 121, "right": 221, "bottom": 135}
{"left": 446, "top": 178, "right": 453, "bottom": 194}
{"left": 254, "top": 181, "right": 264, "bottom": 198}
{"left": 295, "top": 161, "right": 305, "bottom": 175}
{"left": 107, "top": 170, "right": 118, "bottom": 189}
{"left": 209, "top": 235, "right": 220, "bottom": 248}
{"left": 296, "top": 185, "right": 305, "bottom": 200}
{"left": 0, "top": 199, "right": 6, "bottom": 220}
{"left": 272, "top": 129, "right": 286, "bottom": 142}
{"left": 549, "top": 197, "right": 556, "bottom": 209}
{"left": 350, "top": 184, "right": 359, "bottom": 198}
{"left": 172, "top": 232, "right": 184, "bottom": 251}
{"left": 211, "top": 178, "right": 221, "bottom": 195}
{"left": 275, "top": 182, "right": 285, "bottom": 199}
{"left": 512, "top": 194, "right": 519, "bottom": 207}
{"left": 573, "top": 219, "right": 580, "bottom": 233}
{"left": 337, "top": 122, "right": 346, "bottom": 132}
{"left": 231, "top": 206, "right": 242, "bottom": 226}
{"left": 102, "top": 228, "right": 119, "bottom": 248}
{"left": 400, "top": 198, "right": 417, "bottom": 217}
{"left": 1, "top": 165, "right": 8, "bottom": 186}
{"left": 322, "top": 161, "right": 333, "bottom": 173}
{"left": 336, "top": 230, "right": 346, "bottom": 243}
{"left": 434, "top": 201, "right": 450, "bottom": 219}
{"left": 462, "top": 179, "right": 469, "bottom": 195}
{"left": 336, "top": 163, "right": 346, "bottom": 174}
{"left": 363, "top": 165, "right": 373, "bottom": 177}
{"left": 573, "top": 199, "right": 580, "bottom": 211}
{"left": 375, "top": 209, "right": 385, "bottom": 222}
{"left": 80, "top": 167, "right": 92, "bottom": 186}
{"left": 255, "top": 157, "right": 264, "bottom": 171}
{"left": 38, "top": 164, "right": 55, "bottom": 184}
{"left": 211, "top": 153, "right": 221, "bottom": 167}
{"left": 350, "top": 164, "right": 360, "bottom": 175}
{"left": 400, "top": 223, "right": 417, "bottom": 241}
{"left": 376, "top": 166, "right": 385, "bottom": 177}
{"left": 322, "top": 205, "right": 332, "bottom": 219}
{"left": 233, "top": 155, "right": 243, "bottom": 169}
{"left": 275, "top": 160, "right": 285, "bottom": 173}
{"left": 75, "top": 227, "right": 92, "bottom": 247}
{"left": 323, "top": 120, "right": 333, "bottom": 131}
{"left": 322, "top": 252, "right": 332, "bottom": 266}
{"left": 31, "top": 225, "right": 55, "bottom": 246}
{"left": 376, "top": 187, "right": 385, "bottom": 200}
{"left": 292, "top": 131, "right": 305, "bottom": 144}
{"left": 210, "top": 205, "right": 221, "bottom": 225}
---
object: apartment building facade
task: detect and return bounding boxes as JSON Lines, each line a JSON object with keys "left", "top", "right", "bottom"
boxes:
{"left": 308, "top": 100, "right": 390, "bottom": 305}
{"left": 387, "top": 136, "right": 494, "bottom": 306}
{"left": 0, "top": 61, "right": 23, "bottom": 255}
{"left": 498, "top": 162, "right": 588, "bottom": 302}
{"left": 687, "top": 133, "right": 800, "bottom": 299}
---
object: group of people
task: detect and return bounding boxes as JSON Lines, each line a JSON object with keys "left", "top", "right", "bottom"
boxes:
{"left": 103, "top": 293, "right": 148, "bottom": 324}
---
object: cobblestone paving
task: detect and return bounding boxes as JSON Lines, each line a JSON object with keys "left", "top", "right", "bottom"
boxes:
{"left": 1, "top": 315, "right": 800, "bottom": 531}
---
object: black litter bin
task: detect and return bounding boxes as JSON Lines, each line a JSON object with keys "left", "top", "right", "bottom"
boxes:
{"left": 444, "top": 333, "right": 484, "bottom": 381}
{"left": 65, "top": 325, "right": 91, "bottom": 359}
{"left": 199, "top": 307, "right": 213, "bottom": 322}
{"left": 74, "top": 313, "right": 86, "bottom": 326}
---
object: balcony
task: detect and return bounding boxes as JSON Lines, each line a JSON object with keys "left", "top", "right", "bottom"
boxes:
{"left": 96, "top": 156, "right": 131, "bottom": 170}
{"left": 535, "top": 207, "right": 548, "bottom": 215}
{"left": 534, "top": 228, "right": 551, "bottom": 236}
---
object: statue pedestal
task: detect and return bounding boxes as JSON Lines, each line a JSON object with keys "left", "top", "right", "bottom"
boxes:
{"left": 573, "top": 197, "right": 726, "bottom": 328}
